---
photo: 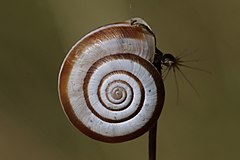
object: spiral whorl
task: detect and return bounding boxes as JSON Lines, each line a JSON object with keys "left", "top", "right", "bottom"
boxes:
{"left": 84, "top": 54, "right": 147, "bottom": 123}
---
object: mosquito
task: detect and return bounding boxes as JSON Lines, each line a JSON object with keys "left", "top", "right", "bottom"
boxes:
{"left": 153, "top": 48, "right": 210, "bottom": 102}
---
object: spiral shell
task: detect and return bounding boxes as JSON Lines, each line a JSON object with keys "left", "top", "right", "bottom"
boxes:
{"left": 58, "top": 18, "right": 165, "bottom": 143}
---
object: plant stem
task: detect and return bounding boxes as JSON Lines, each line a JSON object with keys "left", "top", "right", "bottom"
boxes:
{"left": 148, "top": 122, "right": 157, "bottom": 160}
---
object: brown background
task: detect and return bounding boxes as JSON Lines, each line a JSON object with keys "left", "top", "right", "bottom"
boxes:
{"left": 0, "top": 0, "right": 239, "bottom": 160}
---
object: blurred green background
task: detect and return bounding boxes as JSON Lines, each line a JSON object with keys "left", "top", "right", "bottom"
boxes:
{"left": 0, "top": 0, "right": 239, "bottom": 160}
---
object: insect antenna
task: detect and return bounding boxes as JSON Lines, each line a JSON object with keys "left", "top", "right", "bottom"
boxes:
{"left": 177, "top": 58, "right": 207, "bottom": 63}
{"left": 175, "top": 49, "right": 198, "bottom": 60}
{"left": 174, "top": 64, "right": 200, "bottom": 97}
{"left": 172, "top": 66, "right": 180, "bottom": 104}
{"left": 177, "top": 62, "right": 211, "bottom": 74}
{"left": 162, "top": 66, "right": 172, "bottom": 81}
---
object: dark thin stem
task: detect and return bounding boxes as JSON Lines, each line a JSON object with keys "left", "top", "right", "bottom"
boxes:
{"left": 149, "top": 122, "right": 157, "bottom": 160}
{"left": 149, "top": 53, "right": 163, "bottom": 160}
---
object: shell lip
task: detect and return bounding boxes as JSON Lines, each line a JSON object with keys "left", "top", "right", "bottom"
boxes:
{"left": 126, "top": 17, "right": 152, "bottom": 30}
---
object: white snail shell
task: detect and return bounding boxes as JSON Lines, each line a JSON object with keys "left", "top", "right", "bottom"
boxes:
{"left": 58, "top": 18, "right": 165, "bottom": 143}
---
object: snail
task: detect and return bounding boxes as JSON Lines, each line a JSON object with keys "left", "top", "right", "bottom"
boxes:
{"left": 58, "top": 17, "right": 207, "bottom": 160}
{"left": 58, "top": 18, "right": 165, "bottom": 143}
{"left": 56, "top": 17, "right": 202, "bottom": 160}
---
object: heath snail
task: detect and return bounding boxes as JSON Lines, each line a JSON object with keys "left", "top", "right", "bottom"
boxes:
{"left": 59, "top": 18, "right": 172, "bottom": 160}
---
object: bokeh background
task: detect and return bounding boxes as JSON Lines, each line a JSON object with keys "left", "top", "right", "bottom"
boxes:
{"left": 1, "top": 0, "right": 239, "bottom": 160}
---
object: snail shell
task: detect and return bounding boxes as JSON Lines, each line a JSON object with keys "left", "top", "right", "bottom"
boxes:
{"left": 58, "top": 18, "right": 165, "bottom": 143}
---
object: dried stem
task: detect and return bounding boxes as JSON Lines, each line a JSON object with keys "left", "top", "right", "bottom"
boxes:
{"left": 149, "top": 122, "right": 157, "bottom": 160}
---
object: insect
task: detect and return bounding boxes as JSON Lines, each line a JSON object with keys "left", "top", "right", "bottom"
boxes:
{"left": 154, "top": 46, "right": 210, "bottom": 102}
{"left": 58, "top": 17, "right": 201, "bottom": 160}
